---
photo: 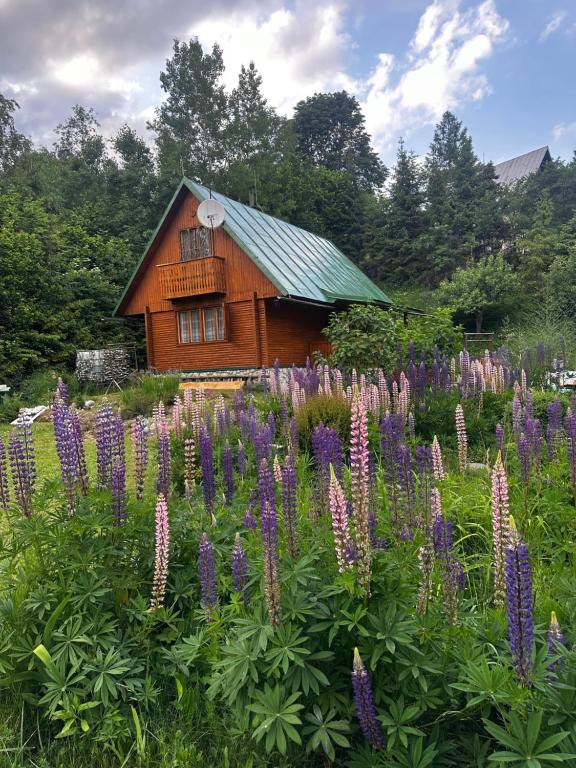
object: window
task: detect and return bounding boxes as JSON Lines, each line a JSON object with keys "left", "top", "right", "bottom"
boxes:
{"left": 180, "top": 227, "right": 211, "bottom": 261}
{"left": 177, "top": 306, "right": 225, "bottom": 344}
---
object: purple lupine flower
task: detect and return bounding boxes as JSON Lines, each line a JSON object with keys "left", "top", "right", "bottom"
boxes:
{"left": 70, "top": 409, "right": 89, "bottom": 496}
{"left": 150, "top": 494, "right": 170, "bottom": 610}
{"left": 416, "top": 444, "right": 433, "bottom": 533}
{"left": 8, "top": 418, "right": 36, "bottom": 517}
{"left": 495, "top": 424, "right": 505, "bottom": 457}
{"left": 222, "top": 441, "right": 234, "bottom": 504}
{"left": 131, "top": 416, "right": 148, "bottom": 501}
{"left": 55, "top": 376, "right": 69, "bottom": 406}
{"left": 232, "top": 532, "right": 249, "bottom": 606}
{"left": 156, "top": 418, "right": 171, "bottom": 499}
{"left": 243, "top": 507, "right": 258, "bottom": 530}
{"left": 259, "top": 458, "right": 281, "bottom": 627}
{"left": 184, "top": 437, "right": 195, "bottom": 500}
{"left": 111, "top": 416, "right": 127, "bottom": 525}
{"left": 547, "top": 611, "right": 565, "bottom": 672}
{"left": 267, "top": 411, "right": 276, "bottom": 440}
{"left": 52, "top": 397, "right": 79, "bottom": 514}
{"left": 433, "top": 513, "right": 461, "bottom": 624}
{"left": 398, "top": 444, "right": 416, "bottom": 536}
{"left": 0, "top": 435, "right": 9, "bottom": 510}
{"left": 380, "top": 413, "right": 405, "bottom": 538}
{"left": 198, "top": 532, "right": 217, "bottom": 610}
{"left": 350, "top": 391, "right": 371, "bottom": 592}
{"left": 199, "top": 427, "right": 215, "bottom": 514}
{"left": 505, "top": 519, "right": 534, "bottom": 685}
{"left": 96, "top": 402, "right": 115, "bottom": 489}
{"left": 352, "top": 648, "right": 385, "bottom": 749}
{"left": 312, "top": 424, "right": 343, "bottom": 516}
{"left": 525, "top": 417, "right": 542, "bottom": 470}
{"left": 512, "top": 394, "right": 523, "bottom": 438}
{"left": 566, "top": 412, "right": 576, "bottom": 490}
{"left": 281, "top": 457, "right": 298, "bottom": 557}
{"left": 254, "top": 424, "right": 272, "bottom": 463}
{"left": 236, "top": 438, "right": 247, "bottom": 478}
{"left": 517, "top": 432, "right": 531, "bottom": 485}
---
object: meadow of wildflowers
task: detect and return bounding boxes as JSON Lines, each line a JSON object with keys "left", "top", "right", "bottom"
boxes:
{"left": 1, "top": 350, "right": 576, "bottom": 766}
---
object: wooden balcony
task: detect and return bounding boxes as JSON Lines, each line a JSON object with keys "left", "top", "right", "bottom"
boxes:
{"left": 158, "top": 257, "right": 226, "bottom": 300}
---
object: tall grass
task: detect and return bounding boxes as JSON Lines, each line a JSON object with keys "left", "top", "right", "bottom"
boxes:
{"left": 120, "top": 374, "right": 181, "bottom": 418}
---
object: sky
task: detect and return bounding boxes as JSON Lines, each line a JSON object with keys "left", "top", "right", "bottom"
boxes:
{"left": 1, "top": 0, "right": 575, "bottom": 167}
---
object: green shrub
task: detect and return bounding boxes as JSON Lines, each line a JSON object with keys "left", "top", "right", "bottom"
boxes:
{"left": 325, "top": 304, "right": 462, "bottom": 374}
{"left": 296, "top": 394, "right": 351, "bottom": 449}
{"left": 0, "top": 392, "right": 25, "bottom": 423}
{"left": 120, "top": 373, "right": 181, "bottom": 418}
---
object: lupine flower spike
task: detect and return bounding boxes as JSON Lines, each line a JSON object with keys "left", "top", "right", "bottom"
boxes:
{"left": 431, "top": 435, "right": 445, "bottom": 481}
{"left": 198, "top": 532, "right": 217, "bottom": 611}
{"left": 150, "top": 494, "right": 169, "bottom": 610}
{"left": 505, "top": 517, "right": 534, "bottom": 685}
{"left": 0, "top": 436, "right": 9, "bottom": 510}
{"left": 455, "top": 404, "right": 467, "bottom": 473}
{"left": 491, "top": 452, "right": 510, "bottom": 607}
{"left": 231, "top": 533, "right": 249, "bottom": 606}
{"left": 547, "top": 611, "right": 565, "bottom": 673}
{"left": 352, "top": 648, "right": 385, "bottom": 749}
{"left": 350, "top": 390, "right": 371, "bottom": 593}
{"left": 329, "top": 464, "right": 353, "bottom": 573}
{"left": 259, "top": 458, "right": 281, "bottom": 627}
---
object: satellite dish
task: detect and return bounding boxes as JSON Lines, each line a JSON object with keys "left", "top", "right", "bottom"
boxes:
{"left": 197, "top": 198, "right": 225, "bottom": 228}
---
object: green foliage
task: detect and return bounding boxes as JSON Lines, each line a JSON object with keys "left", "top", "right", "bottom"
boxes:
{"left": 325, "top": 305, "right": 462, "bottom": 373}
{"left": 397, "top": 308, "right": 463, "bottom": 361}
{"left": 295, "top": 394, "right": 351, "bottom": 449}
{"left": 293, "top": 91, "right": 386, "bottom": 192}
{"left": 325, "top": 304, "right": 398, "bottom": 373}
{"left": 120, "top": 374, "right": 181, "bottom": 418}
{"left": 437, "top": 254, "right": 520, "bottom": 332}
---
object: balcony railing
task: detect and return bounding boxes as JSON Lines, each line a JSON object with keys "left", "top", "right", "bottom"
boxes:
{"left": 158, "top": 257, "right": 226, "bottom": 300}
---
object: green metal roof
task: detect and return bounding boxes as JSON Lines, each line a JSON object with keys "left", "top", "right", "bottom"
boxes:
{"left": 115, "top": 178, "right": 391, "bottom": 315}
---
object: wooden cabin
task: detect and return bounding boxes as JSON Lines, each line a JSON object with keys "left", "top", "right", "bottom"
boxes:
{"left": 114, "top": 179, "right": 392, "bottom": 372}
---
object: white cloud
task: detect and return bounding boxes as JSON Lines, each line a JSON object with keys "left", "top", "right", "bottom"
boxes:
{"left": 193, "top": 3, "right": 356, "bottom": 115}
{"left": 540, "top": 11, "right": 567, "bottom": 41}
{"left": 360, "top": 0, "right": 509, "bottom": 154}
{"left": 553, "top": 121, "right": 576, "bottom": 140}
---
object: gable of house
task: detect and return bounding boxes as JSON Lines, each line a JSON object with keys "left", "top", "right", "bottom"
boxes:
{"left": 115, "top": 179, "right": 391, "bottom": 317}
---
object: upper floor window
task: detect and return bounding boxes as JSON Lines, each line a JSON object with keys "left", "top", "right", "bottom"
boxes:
{"left": 180, "top": 227, "right": 211, "bottom": 261}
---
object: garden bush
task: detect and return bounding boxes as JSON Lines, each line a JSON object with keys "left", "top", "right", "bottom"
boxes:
{"left": 296, "top": 393, "right": 351, "bottom": 449}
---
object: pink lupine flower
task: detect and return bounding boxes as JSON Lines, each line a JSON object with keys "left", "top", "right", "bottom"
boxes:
{"left": 431, "top": 435, "right": 445, "bottom": 481}
{"left": 491, "top": 452, "right": 510, "bottom": 607}
{"left": 350, "top": 390, "right": 371, "bottom": 592}
{"left": 273, "top": 454, "right": 282, "bottom": 483}
{"left": 150, "top": 494, "right": 170, "bottom": 610}
{"left": 455, "top": 405, "right": 467, "bottom": 473}
{"left": 172, "top": 395, "right": 183, "bottom": 438}
{"left": 329, "top": 465, "right": 353, "bottom": 573}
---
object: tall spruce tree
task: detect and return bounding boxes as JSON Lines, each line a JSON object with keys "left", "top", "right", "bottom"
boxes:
{"left": 425, "top": 111, "right": 503, "bottom": 280}
{"left": 383, "top": 138, "right": 427, "bottom": 284}
{"left": 150, "top": 39, "right": 229, "bottom": 195}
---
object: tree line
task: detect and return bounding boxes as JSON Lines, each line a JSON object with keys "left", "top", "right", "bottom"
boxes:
{"left": 1, "top": 38, "right": 575, "bottom": 381}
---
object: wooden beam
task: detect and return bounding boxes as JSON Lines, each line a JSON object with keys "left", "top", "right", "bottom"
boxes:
{"left": 145, "top": 305, "right": 155, "bottom": 369}
{"left": 251, "top": 292, "right": 262, "bottom": 368}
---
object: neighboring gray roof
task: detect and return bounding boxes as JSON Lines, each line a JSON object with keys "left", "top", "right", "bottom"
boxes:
{"left": 186, "top": 180, "right": 392, "bottom": 306}
{"left": 494, "top": 146, "right": 551, "bottom": 185}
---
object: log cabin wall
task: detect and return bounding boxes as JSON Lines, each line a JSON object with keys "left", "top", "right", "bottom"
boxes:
{"left": 264, "top": 300, "right": 332, "bottom": 366}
